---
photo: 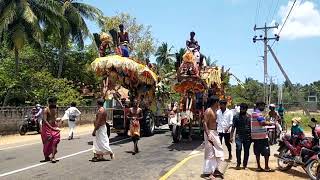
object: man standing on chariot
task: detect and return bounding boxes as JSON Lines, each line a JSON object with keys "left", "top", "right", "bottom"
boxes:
{"left": 186, "top": 31, "right": 200, "bottom": 51}
{"left": 118, "top": 24, "right": 130, "bottom": 57}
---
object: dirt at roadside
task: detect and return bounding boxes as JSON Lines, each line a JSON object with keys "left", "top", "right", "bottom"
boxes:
{"left": 0, "top": 124, "right": 93, "bottom": 146}
{"left": 224, "top": 144, "right": 310, "bottom": 180}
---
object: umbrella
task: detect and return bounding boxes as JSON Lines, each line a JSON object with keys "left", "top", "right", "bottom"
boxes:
{"left": 173, "top": 79, "right": 207, "bottom": 93}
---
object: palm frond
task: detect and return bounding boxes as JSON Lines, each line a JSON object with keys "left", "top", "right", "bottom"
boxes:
{"left": 72, "top": 2, "right": 103, "bottom": 21}
{"left": 0, "top": 0, "right": 16, "bottom": 35}
{"left": 22, "top": 1, "right": 38, "bottom": 24}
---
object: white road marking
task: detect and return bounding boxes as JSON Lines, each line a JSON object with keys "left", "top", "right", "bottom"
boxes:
{"left": 0, "top": 137, "right": 131, "bottom": 177}
{"left": 0, "top": 131, "right": 92, "bottom": 151}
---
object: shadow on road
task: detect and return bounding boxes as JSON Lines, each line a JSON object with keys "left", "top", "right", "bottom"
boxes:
{"left": 247, "top": 167, "right": 309, "bottom": 178}
{"left": 167, "top": 139, "right": 203, "bottom": 151}
{"left": 87, "top": 135, "right": 130, "bottom": 146}
{"left": 25, "top": 132, "right": 40, "bottom": 136}
{"left": 276, "top": 168, "right": 310, "bottom": 179}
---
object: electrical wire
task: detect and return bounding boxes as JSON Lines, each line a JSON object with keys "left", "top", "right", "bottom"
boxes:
{"left": 255, "top": 0, "right": 262, "bottom": 25}
{"left": 266, "top": 0, "right": 275, "bottom": 23}
{"left": 271, "top": 0, "right": 297, "bottom": 47}
{"left": 270, "top": 0, "right": 280, "bottom": 22}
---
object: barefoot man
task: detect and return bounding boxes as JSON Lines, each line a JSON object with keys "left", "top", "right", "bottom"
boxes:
{"left": 203, "top": 96, "right": 224, "bottom": 179}
{"left": 92, "top": 99, "right": 114, "bottom": 162}
{"left": 127, "top": 99, "right": 143, "bottom": 154}
{"left": 41, "top": 97, "right": 61, "bottom": 163}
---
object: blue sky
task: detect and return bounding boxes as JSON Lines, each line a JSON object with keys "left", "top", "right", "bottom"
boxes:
{"left": 84, "top": 0, "right": 320, "bottom": 85}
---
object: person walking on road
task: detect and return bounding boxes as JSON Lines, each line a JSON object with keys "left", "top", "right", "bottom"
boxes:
{"left": 62, "top": 102, "right": 81, "bottom": 140}
{"left": 217, "top": 99, "right": 234, "bottom": 161}
{"left": 35, "top": 104, "right": 43, "bottom": 132}
{"left": 251, "top": 101, "right": 275, "bottom": 172}
{"left": 203, "top": 96, "right": 224, "bottom": 180}
{"left": 41, "top": 97, "right": 61, "bottom": 163}
{"left": 127, "top": 99, "right": 143, "bottom": 154}
{"left": 92, "top": 99, "right": 114, "bottom": 162}
{"left": 230, "top": 103, "right": 251, "bottom": 170}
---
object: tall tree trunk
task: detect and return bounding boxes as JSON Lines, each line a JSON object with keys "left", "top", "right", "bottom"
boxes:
{"left": 57, "top": 47, "right": 66, "bottom": 78}
{"left": 14, "top": 47, "right": 19, "bottom": 73}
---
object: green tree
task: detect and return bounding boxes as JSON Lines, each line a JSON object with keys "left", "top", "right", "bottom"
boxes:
{"left": 228, "top": 78, "right": 264, "bottom": 105}
{"left": 0, "top": 0, "right": 62, "bottom": 73}
{"left": 205, "top": 56, "right": 217, "bottom": 67}
{"left": 100, "top": 13, "right": 156, "bottom": 61}
{"left": 55, "top": 0, "right": 102, "bottom": 78}
{"left": 155, "top": 42, "right": 174, "bottom": 66}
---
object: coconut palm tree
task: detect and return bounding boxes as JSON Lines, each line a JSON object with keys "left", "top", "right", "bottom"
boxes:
{"left": 56, "top": 0, "right": 103, "bottom": 78}
{"left": 0, "top": 0, "right": 63, "bottom": 73}
{"left": 205, "top": 56, "right": 217, "bottom": 67}
{"left": 155, "top": 42, "right": 175, "bottom": 67}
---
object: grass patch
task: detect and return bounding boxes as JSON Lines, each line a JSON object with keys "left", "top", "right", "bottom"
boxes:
{"left": 284, "top": 112, "right": 320, "bottom": 130}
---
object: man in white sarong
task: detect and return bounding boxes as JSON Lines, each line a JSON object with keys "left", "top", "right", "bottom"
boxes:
{"left": 91, "top": 99, "right": 114, "bottom": 162}
{"left": 203, "top": 96, "right": 224, "bottom": 180}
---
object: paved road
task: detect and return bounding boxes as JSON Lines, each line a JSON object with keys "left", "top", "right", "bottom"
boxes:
{"left": 0, "top": 129, "right": 204, "bottom": 180}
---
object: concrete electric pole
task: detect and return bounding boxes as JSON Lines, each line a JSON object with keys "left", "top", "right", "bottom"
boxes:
{"left": 253, "top": 23, "right": 280, "bottom": 103}
{"left": 267, "top": 45, "right": 310, "bottom": 117}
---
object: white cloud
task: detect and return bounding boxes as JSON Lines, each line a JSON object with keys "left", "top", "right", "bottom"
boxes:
{"left": 274, "top": 0, "right": 320, "bottom": 40}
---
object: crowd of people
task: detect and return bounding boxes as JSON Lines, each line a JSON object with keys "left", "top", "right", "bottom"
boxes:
{"left": 30, "top": 91, "right": 293, "bottom": 180}
{"left": 201, "top": 96, "right": 289, "bottom": 179}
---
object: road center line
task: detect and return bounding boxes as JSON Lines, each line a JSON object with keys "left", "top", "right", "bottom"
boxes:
{"left": 0, "top": 131, "right": 92, "bottom": 151}
{"left": 0, "top": 137, "right": 131, "bottom": 177}
{"left": 159, "top": 151, "right": 203, "bottom": 180}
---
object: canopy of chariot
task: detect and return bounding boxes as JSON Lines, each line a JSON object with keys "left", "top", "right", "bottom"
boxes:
{"left": 91, "top": 31, "right": 158, "bottom": 100}
{"left": 172, "top": 49, "right": 224, "bottom": 96}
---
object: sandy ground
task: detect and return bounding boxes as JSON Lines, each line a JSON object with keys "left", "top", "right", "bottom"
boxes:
{"left": 224, "top": 144, "right": 310, "bottom": 180}
{"left": 0, "top": 124, "right": 93, "bottom": 146}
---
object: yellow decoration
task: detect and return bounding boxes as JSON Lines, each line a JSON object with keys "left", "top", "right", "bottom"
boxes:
{"left": 100, "top": 32, "right": 113, "bottom": 43}
{"left": 200, "top": 67, "right": 222, "bottom": 88}
{"left": 182, "top": 51, "right": 195, "bottom": 63}
{"left": 91, "top": 55, "right": 158, "bottom": 85}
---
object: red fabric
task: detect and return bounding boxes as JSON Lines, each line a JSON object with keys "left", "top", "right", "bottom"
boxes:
{"left": 41, "top": 122, "right": 60, "bottom": 158}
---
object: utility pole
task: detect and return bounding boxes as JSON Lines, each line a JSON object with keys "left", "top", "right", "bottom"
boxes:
{"left": 253, "top": 23, "right": 280, "bottom": 103}
{"left": 268, "top": 76, "right": 273, "bottom": 105}
{"left": 278, "top": 83, "right": 283, "bottom": 105}
{"left": 267, "top": 45, "right": 310, "bottom": 117}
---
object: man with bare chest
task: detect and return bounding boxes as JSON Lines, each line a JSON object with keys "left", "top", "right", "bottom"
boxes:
{"left": 127, "top": 100, "right": 143, "bottom": 154}
{"left": 41, "top": 97, "right": 61, "bottom": 163}
{"left": 203, "top": 96, "right": 224, "bottom": 180}
{"left": 92, "top": 99, "right": 114, "bottom": 162}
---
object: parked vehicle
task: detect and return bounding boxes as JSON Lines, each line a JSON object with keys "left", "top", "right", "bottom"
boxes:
{"left": 275, "top": 119, "right": 320, "bottom": 180}
{"left": 111, "top": 101, "right": 157, "bottom": 137}
{"left": 19, "top": 108, "right": 40, "bottom": 135}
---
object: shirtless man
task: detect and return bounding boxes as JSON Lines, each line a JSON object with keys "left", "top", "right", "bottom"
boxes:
{"left": 92, "top": 99, "right": 114, "bottom": 162}
{"left": 186, "top": 31, "right": 200, "bottom": 51}
{"left": 127, "top": 99, "right": 143, "bottom": 154}
{"left": 203, "top": 96, "right": 224, "bottom": 179}
{"left": 41, "top": 97, "right": 61, "bottom": 163}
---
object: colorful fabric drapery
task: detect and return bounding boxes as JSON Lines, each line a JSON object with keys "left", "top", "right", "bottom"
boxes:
{"left": 91, "top": 55, "right": 158, "bottom": 86}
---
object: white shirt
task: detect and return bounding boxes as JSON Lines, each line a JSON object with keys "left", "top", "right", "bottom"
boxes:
{"left": 217, "top": 108, "right": 234, "bottom": 133}
{"left": 62, "top": 107, "right": 81, "bottom": 121}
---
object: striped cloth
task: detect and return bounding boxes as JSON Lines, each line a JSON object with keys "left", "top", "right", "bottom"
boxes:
{"left": 251, "top": 110, "right": 268, "bottom": 140}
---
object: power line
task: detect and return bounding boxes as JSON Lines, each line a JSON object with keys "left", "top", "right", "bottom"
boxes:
{"left": 255, "top": 0, "right": 262, "bottom": 25}
{"left": 266, "top": 0, "right": 275, "bottom": 23}
{"left": 279, "top": 0, "right": 297, "bottom": 35}
{"left": 270, "top": 0, "right": 280, "bottom": 22}
{"left": 271, "top": 0, "right": 298, "bottom": 47}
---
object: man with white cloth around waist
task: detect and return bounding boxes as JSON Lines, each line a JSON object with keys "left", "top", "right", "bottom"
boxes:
{"left": 91, "top": 99, "right": 114, "bottom": 162}
{"left": 203, "top": 96, "right": 224, "bottom": 180}
{"left": 62, "top": 102, "right": 81, "bottom": 140}
{"left": 217, "top": 99, "right": 234, "bottom": 161}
